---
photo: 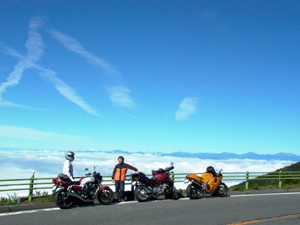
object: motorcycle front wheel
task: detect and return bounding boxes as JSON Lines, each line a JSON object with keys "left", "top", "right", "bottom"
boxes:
{"left": 134, "top": 185, "right": 148, "bottom": 202}
{"left": 186, "top": 183, "right": 201, "bottom": 199}
{"left": 215, "top": 182, "right": 228, "bottom": 197}
{"left": 98, "top": 187, "right": 114, "bottom": 205}
{"left": 54, "top": 188, "right": 74, "bottom": 209}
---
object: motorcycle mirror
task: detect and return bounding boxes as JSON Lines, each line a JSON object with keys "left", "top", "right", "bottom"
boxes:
{"left": 219, "top": 169, "right": 223, "bottom": 172}
{"left": 85, "top": 168, "right": 89, "bottom": 171}
{"left": 94, "top": 166, "right": 96, "bottom": 170}
{"left": 171, "top": 162, "right": 173, "bottom": 166}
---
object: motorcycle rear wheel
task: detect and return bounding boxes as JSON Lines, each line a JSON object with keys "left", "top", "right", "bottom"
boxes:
{"left": 134, "top": 185, "right": 148, "bottom": 202}
{"left": 98, "top": 187, "right": 114, "bottom": 205}
{"left": 216, "top": 182, "right": 228, "bottom": 197}
{"left": 186, "top": 183, "right": 201, "bottom": 199}
{"left": 54, "top": 188, "right": 74, "bottom": 209}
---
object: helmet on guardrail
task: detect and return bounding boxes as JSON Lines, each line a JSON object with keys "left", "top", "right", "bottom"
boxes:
{"left": 65, "top": 151, "right": 75, "bottom": 161}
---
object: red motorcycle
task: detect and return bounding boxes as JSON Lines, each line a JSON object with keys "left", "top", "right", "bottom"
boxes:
{"left": 52, "top": 167, "right": 114, "bottom": 209}
{"left": 132, "top": 163, "right": 179, "bottom": 202}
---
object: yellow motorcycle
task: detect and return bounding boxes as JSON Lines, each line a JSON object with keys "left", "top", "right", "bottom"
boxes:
{"left": 184, "top": 166, "right": 228, "bottom": 199}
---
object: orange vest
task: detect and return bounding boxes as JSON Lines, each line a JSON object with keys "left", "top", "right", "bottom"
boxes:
{"left": 112, "top": 163, "right": 137, "bottom": 181}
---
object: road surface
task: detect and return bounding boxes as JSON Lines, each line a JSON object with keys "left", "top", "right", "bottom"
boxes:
{"left": 1, "top": 192, "right": 300, "bottom": 225}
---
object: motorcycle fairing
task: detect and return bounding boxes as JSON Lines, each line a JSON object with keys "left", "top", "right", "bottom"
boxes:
{"left": 52, "top": 178, "right": 71, "bottom": 187}
{"left": 201, "top": 172, "right": 214, "bottom": 183}
{"left": 186, "top": 174, "right": 202, "bottom": 182}
{"left": 72, "top": 176, "right": 96, "bottom": 190}
{"left": 73, "top": 185, "right": 83, "bottom": 191}
{"left": 152, "top": 173, "right": 170, "bottom": 183}
{"left": 205, "top": 176, "right": 223, "bottom": 194}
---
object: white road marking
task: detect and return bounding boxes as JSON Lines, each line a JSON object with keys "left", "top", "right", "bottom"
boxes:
{"left": 229, "top": 192, "right": 300, "bottom": 197}
{"left": 1, "top": 192, "right": 300, "bottom": 217}
{"left": 0, "top": 207, "right": 60, "bottom": 217}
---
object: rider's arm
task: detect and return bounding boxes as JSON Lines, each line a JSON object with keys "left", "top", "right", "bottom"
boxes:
{"left": 125, "top": 163, "right": 138, "bottom": 172}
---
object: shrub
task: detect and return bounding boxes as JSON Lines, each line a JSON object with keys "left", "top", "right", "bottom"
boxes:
{"left": 232, "top": 186, "right": 244, "bottom": 191}
{"left": 250, "top": 183, "right": 260, "bottom": 190}
{"left": 177, "top": 189, "right": 184, "bottom": 194}
{"left": 0, "top": 193, "right": 19, "bottom": 206}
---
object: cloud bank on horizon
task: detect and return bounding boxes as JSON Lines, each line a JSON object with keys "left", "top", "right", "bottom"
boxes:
{"left": 0, "top": 149, "right": 295, "bottom": 197}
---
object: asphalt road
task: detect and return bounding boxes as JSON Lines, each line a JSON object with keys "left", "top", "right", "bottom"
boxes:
{"left": 1, "top": 192, "right": 300, "bottom": 225}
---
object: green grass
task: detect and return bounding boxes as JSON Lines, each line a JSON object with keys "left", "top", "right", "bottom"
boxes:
{"left": 229, "top": 183, "right": 300, "bottom": 192}
{"left": 0, "top": 190, "right": 55, "bottom": 206}
{"left": 0, "top": 193, "right": 19, "bottom": 206}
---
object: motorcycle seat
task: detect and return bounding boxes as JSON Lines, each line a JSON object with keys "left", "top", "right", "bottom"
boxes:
{"left": 149, "top": 177, "right": 158, "bottom": 183}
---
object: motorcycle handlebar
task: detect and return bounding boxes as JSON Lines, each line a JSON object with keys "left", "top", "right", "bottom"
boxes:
{"left": 166, "top": 166, "right": 174, "bottom": 171}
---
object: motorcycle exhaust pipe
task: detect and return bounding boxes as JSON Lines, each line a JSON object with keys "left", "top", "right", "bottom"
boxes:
{"left": 69, "top": 191, "right": 94, "bottom": 203}
{"left": 192, "top": 180, "right": 202, "bottom": 188}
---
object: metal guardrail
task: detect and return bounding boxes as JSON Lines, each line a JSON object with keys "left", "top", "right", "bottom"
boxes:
{"left": 1, "top": 171, "right": 300, "bottom": 201}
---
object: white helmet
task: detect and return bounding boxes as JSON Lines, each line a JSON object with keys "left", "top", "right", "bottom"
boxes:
{"left": 65, "top": 151, "right": 75, "bottom": 161}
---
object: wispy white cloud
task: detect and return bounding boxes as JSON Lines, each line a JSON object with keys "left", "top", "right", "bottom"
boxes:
{"left": 0, "top": 100, "right": 42, "bottom": 109}
{"left": 0, "top": 125, "right": 77, "bottom": 140}
{"left": 48, "top": 29, "right": 121, "bottom": 81}
{"left": 25, "top": 16, "right": 45, "bottom": 62}
{"left": 175, "top": 97, "right": 198, "bottom": 120}
{"left": 117, "top": 108, "right": 137, "bottom": 119}
{"left": 107, "top": 86, "right": 135, "bottom": 108}
{"left": 48, "top": 29, "right": 136, "bottom": 109}
{"left": 0, "top": 17, "right": 99, "bottom": 116}
{"left": 37, "top": 67, "right": 100, "bottom": 116}
{"left": 0, "top": 17, "right": 44, "bottom": 101}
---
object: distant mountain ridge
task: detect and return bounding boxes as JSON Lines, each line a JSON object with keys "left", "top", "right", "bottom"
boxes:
{"left": 2, "top": 148, "right": 299, "bottom": 162}
{"left": 105, "top": 150, "right": 300, "bottom": 162}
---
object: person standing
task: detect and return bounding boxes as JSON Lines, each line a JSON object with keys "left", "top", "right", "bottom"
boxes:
{"left": 112, "top": 156, "right": 140, "bottom": 202}
{"left": 62, "top": 151, "right": 76, "bottom": 182}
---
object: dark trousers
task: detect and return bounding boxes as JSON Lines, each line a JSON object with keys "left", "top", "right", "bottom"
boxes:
{"left": 115, "top": 180, "right": 125, "bottom": 200}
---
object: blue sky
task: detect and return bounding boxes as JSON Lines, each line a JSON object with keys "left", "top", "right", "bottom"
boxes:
{"left": 1, "top": 0, "right": 300, "bottom": 154}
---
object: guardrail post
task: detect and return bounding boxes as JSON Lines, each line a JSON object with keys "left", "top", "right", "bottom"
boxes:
{"left": 278, "top": 170, "right": 282, "bottom": 188}
{"left": 245, "top": 171, "right": 249, "bottom": 190}
{"left": 28, "top": 170, "right": 35, "bottom": 202}
{"left": 171, "top": 172, "right": 175, "bottom": 182}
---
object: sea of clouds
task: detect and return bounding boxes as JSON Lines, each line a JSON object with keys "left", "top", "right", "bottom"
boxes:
{"left": 0, "top": 149, "right": 295, "bottom": 197}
